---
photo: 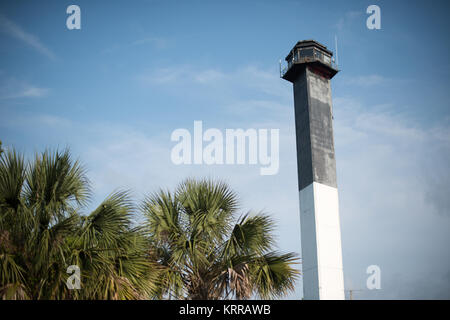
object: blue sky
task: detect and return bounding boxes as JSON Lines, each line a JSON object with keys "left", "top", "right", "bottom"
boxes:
{"left": 1, "top": 0, "right": 450, "bottom": 299}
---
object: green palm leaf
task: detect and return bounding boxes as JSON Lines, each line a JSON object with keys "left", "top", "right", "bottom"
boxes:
{"left": 142, "top": 178, "right": 299, "bottom": 299}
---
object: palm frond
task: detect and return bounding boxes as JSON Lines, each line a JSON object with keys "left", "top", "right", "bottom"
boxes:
{"left": 249, "top": 252, "right": 300, "bottom": 299}
{"left": 143, "top": 178, "right": 300, "bottom": 300}
{"left": 0, "top": 149, "right": 26, "bottom": 213}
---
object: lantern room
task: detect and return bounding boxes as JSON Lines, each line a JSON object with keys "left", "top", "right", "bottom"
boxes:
{"left": 280, "top": 40, "right": 338, "bottom": 82}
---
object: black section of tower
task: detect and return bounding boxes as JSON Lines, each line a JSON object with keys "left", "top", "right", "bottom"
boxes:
{"left": 281, "top": 40, "right": 339, "bottom": 190}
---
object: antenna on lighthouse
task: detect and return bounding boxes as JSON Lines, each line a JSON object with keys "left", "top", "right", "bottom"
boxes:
{"left": 334, "top": 35, "right": 339, "bottom": 67}
{"left": 279, "top": 59, "right": 282, "bottom": 77}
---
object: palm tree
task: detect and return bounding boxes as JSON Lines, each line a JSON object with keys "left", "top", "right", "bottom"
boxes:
{"left": 0, "top": 148, "right": 157, "bottom": 299}
{"left": 142, "top": 178, "right": 299, "bottom": 300}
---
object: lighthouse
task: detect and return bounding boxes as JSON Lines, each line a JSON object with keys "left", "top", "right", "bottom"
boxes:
{"left": 281, "top": 40, "right": 345, "bottom": 300}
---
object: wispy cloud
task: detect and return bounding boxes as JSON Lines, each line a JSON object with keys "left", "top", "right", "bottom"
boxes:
{"left": 335, "top": 10, "right": 363, "bottom": 32}
{"left": 136, "top": 64, "right": 292, "bottom": 122}
{"left": 137, "top": 65, "right": 193, "bottom": 85}
{"left": 12, "top": 86, "right": 49, "bottom": 98}
{"left": 333, "top": 96, "right": 450, "bottom": 299}
{"left": 0, "top": 14, "right": 56, "bottom": 60}
{"left": 137, "top": 64, "right": 290, "bottom": 102}
{"left": 102, "top": 36, "right": 169, "bottom": 54}
{"left": 0, "top": 76, "right": 50, "bottom": 99}
{"left": 131, "top": 36, "right": 168, "bottom": 49}
{"left": 341, "top": 74, "right": 386, "bottom": 87}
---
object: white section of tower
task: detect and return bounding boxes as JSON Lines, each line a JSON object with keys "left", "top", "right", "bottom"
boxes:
{"left": 299, "top": 182, "right": 345, "bottom": 300}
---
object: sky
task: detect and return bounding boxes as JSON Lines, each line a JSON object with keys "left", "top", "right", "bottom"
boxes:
{"left": 1, "top": 0, "right": 450, "bottom": 299}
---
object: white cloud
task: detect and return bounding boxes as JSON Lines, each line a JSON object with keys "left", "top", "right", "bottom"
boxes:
{"left": 194, "top": 69, "right": 226, "bottom": 83}
{"left": 12, "top": 86, "right": 49, "bottom": 98}
{"left": 0, "top": 14, "right": 56, "bottom": 60}
{"left": 137, "top": 64, "right": 289, "bottom": 97}
{"left": 0, "top": 113, "right": 70, "bottom": 129}
{"left": 335, "top": 10, "right": 363, "bottom": 32}
{"left": 333, "top": 96, "right": 450, "bottom": 299}
{"left": 102, "top": 36, "right": 170, "bottom": 55}
{"left": 0, "top": 77, "right": 50, "bottom": 100}
{"left": 137, "top": 65, "right": 192, "bottom": 85}
{"left": 341, "top": 74, "right": 387, "bottom": 87}
{"left": 131, "top": 36, "right": 168, "bottom": 49}
{"left": 136, "top": 64, "right": 292, "bottom": 123}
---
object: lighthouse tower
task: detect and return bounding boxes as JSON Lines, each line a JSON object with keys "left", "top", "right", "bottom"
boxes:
{"left": 281, "top": 40, "right": 345, "bottom": 300}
